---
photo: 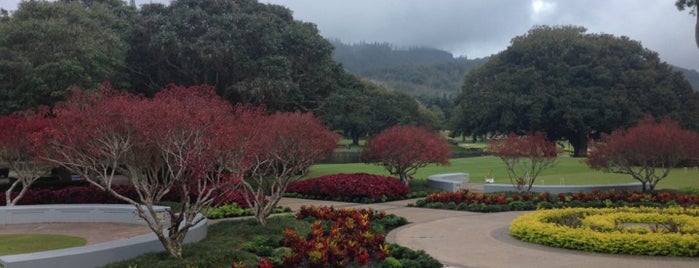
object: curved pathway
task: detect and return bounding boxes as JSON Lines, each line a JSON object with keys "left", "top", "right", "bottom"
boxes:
{"left": 278, "top": 198, "right": 699, "bottom": 268}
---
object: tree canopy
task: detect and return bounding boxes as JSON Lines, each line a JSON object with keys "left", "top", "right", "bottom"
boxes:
{"left": 0, "top": 0, "right": 132, "bottom": 115}
{"left": 128, "top": 0, "right": 343, "bottom": 112}
{"left": 0, "top": 0, "right": 348, "bottom": 115}
{"left": 587, "top": 116, "right": 699, "bottom": 192}
{"left": 362, "top": 125, "right": 450, "bottom": 185}
{"left": 486, "top": 132, "right": 559, "bottom": 192}
{"left": 453, "top": 25, "right": 699, "bottom": 156}
{"left": 321, "top": 76, "right": 440, "bottom": 145}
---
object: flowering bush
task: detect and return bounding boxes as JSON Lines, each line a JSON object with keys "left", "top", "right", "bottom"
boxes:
{"left": 416, "top": 189, "right": 699, "bottom": 212}
{"left": 283, "top": 206, "right": 391, "bottom": 267}
{"left": 0, "top": 184, "right": 251, "bottom": 207}
{"left": 286, "top": 173, "right": 411, "bottom": 202}
{"left": 0, "top": 185, "right": 137, "bottom": 205}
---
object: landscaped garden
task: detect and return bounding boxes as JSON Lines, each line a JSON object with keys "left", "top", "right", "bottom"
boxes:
{"left": 510, "top": 206, "right": 699, "bottom": 256}
{"left": 104, "top": 206, "right": 441, "bottom": 268}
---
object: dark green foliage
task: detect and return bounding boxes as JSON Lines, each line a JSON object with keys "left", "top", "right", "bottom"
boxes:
{"left": 104, "top": 209, "right": 437, "bottom": 267}
{"left": 103, "top": 216, "right": 310, "bottom": 267}
{"left": 321, "top": 78, "right": 439, "bottom": 145}
{"left": 453, "top": 25, "right": 699, "bottom": 156}
{"left": 388, "top": 244, "right": 443, "bottom": 268}
{"left": 672, "top": 66, "right": 699, "bottom": 91}
{"left": 128, "top": 0, "right": 343, "bottom": 112}
{"left": 242, "top": 235, "right": 281, "bottom": 257}
{"left": 0, "top": 0, "right": 132, "bottom": 115}
{"left": 371, "top": 214, "right": 409, "bottom": 234}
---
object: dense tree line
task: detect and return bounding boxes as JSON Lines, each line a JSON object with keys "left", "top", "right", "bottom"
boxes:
{"left": 0, "top": 0, "right": 435, "bottom": 141}
{"left": 330, "top": 40, "right": 455, "bottom": 74}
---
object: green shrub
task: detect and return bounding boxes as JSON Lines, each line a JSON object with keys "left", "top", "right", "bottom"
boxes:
{"left": 427, "top": 202, "right": 444, "bottom": 209}
{"left": 510, "top": 207, "right": 699, "bottom": 256}
{"left": 382, "top": 256, "right": 403, "bottom": 268}
{"left": 389, "top": 244, "right": 442, "bottom": 268}
{"left": 679, "top": 186, "right": 699, "bottom": 195}
{"left": 204, "top": 203, "right": 251, "bottom": 219}
{"left": 445, "top": 201, "right": 457, "bottom": 209}
{"left": 241, "top": 236, "right": 280, "bottom": 257}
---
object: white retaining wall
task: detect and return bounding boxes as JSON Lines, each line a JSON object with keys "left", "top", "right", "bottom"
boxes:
{"left": 0, "top": 204, "right": 207, "bottom": 268}
{"left": 483, "top": 182, "right": 644, "bottom": 194}
{"left": 427, "top": 173, "right": 470, "bottom": 192}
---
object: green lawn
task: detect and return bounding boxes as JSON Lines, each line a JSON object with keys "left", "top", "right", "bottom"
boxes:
{"left": 307, "top": 156, "right": 699, "bottom": 190}
{"left": 0, "top": 234, "right": 86, "bottom": 255}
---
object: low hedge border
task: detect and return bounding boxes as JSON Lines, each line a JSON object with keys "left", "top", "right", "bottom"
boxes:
{"left": 413, "top": 189, "right": 699, "bottom": 212}
{"left": 510, "top": 207, "right": 699, "bottom": 256}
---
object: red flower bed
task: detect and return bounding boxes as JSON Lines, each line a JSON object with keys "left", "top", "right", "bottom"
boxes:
{"left": 422, "top": 189, "right": 699, "bottom": 208}
{"left": 283, "top": 206, "right": 390, "bottom": 267}
{"left": 287, "top": 173, "right": 410, "bottom": 201}
{"left": 0, "top": 184, "right": 249, "bottom": 207}
{"left": 0, "top": 185, "right": 135, "bottom": 205}
{"left": 424, "top": 190, "right": 509, "bottom": 205}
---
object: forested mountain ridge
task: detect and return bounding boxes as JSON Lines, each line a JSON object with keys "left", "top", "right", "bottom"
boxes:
{"left": 672, "top": 66, "right": 699, "bottom": 90}
{"left": 330, "top": 40, "right": 699, "bottom": 96}
{"left": 330, "top": 40, "right": 488, "bottom": 96}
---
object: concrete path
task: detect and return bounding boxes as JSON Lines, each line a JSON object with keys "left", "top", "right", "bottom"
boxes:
{"left": 278, "top": 197, "right": 699, "bottom": 268}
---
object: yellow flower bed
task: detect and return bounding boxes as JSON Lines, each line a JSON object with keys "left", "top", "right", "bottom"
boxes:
{"left": 510, "top": 207, "right": 699, "bottom": 256}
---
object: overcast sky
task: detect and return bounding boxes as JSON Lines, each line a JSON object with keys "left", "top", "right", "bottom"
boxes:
{"left": 2, "top": 0, "right": 698, "bottom": 70}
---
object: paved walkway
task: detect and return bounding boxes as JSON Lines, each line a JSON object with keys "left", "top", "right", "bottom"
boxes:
{"left": 1, "top": 196, "right": 697, "bottom": 267}
{"left": 278, "top": 197, "right": 699, "bottom": 268}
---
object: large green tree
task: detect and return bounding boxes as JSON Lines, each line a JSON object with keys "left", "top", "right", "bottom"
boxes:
{"left": 321, "top": 75, "right": 439, "bottom": 145}
{"left": 0, "top": 0, "right": 132, "bottom": 115}
{"left": 453, "top": 25, "right": 699, "bottom": 157}
{"left": 128, "top": 0, "right": 343, "bottom": 112}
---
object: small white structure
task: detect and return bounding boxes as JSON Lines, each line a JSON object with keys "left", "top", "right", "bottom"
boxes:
{"left": 427, "top": 173, "right": 469, "bottom": 192}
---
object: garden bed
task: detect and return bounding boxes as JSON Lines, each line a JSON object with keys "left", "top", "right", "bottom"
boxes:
{"left": 510, "top": 206, "right": 699, "bottom": 256}
{"left": 413, "top": 189, "right": 699, "bottom": 212}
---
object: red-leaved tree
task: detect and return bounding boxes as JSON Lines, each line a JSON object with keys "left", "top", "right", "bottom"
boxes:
{"left": 241, "top": 111, "right": 339, "bottom": 225}
{"left": 362, "top": 125, "right": 451, "bottom": 186}
{"left": 486, "top": 132, "right": 559, "bottom": 192}
{"left": 587, "top": 116, "right": 699, "bottom": 192}
{"left": 0, "top": 110, "right": 51, "bottom": 206}
{"left": 40, "top": 85, "right": 246, "bottom": 258}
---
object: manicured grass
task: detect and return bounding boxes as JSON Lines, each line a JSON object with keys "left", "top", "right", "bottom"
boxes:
{"left": 0, "top": 234, "right": 86, "bottom": 255}
{"left": 105, "top": 216, "right": 311, "bottom": 268}
{"left": 307, "top": 156, "right": 699, "bottom": 190}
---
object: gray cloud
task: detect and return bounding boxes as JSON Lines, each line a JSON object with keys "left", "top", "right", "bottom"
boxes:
{"left": 262, "top": 0, "right": 699, "bottom": 70}
{"left": 2, "top": 0, "right": 697, "bottom": 70}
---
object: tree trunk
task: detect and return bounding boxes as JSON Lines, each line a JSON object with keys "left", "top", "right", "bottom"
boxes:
{"left": 352, "top": 132, "right": 360, "bottom": 146}
{"left": 569, "top": 134, "right": 588, "bottom": 157}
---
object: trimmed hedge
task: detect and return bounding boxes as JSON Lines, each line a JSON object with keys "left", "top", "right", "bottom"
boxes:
{"left": 510, "top": 207, "right": 699, "bottom": 256}
{"left": 286, "top": 173, "right": 411, "bottom": 203}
